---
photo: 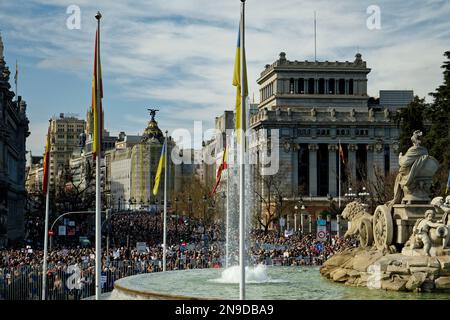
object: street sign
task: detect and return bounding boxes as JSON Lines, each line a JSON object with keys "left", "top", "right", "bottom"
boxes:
{"left": 317, "top": 219, "right": 326, "bottom": 226}
{"left": 316, "top": 243, "right": 324, "bottom": 252}
{"left": 316, "top": 225, "right": 327, "bottom": 241}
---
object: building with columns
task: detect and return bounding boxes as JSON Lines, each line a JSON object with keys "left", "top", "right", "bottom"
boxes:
{"left": 0, "top": 34, "right": 30, "bottom": 246}
{"left": 249, "top": 52, "right": 410, "bottom": 208}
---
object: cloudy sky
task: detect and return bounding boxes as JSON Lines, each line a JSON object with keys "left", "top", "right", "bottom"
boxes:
{"left": 1, "top": 0, "right": 449, "bottom": 155}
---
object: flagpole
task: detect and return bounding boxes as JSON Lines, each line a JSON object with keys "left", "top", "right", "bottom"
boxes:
{"left": 226, "top": 136, "right": 230, "bottom": 269}
{"left": 94, "top": 11, "right": 102, "bottom": 300}
{"left": 239, "top": 0, "right": 246, "bottom": 301}
{"left": 41, "top": 176, "right": 50, "bottom": 300}
{"left": 338, "top": 139, "right": 341, "bottom": 208}
{"left": 163, "top": 131, "right": 168, "bottom": 272}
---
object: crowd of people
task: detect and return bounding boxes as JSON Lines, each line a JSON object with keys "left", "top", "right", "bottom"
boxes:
{"left": 0, "top": 211, "right": 357, "bottom": 300}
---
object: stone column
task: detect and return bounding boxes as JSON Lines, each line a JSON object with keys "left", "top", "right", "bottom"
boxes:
{"left": 390, "top": 143, "right": 400, "bottom": 172}
{"left": 308, "top": 144, "right": 318, "bottom": 196}
{"left": 300, "top": 214, "right": 304, "bottom": 233}
{"left": 345, "top": 79, "right": 349, "bottom": 95}
{"left": 335, "top": 79, "right": 338, "bottom": 95}
{"left": 328, "top": 144, "right": 338, "bottom": 196}
{"left": 348, "top": 144, "right": 358, "bottom": 181}
{"left": 373, "top": 141, "right": 385, "bottom": 174}
{"left": 304, "top": 79, "right": 308, "bottom": 94}
{"left": 325, "top": 79, "right": 329, "bottom": 94}
{"left": 366, "top": 144, "right": 376, "bottom": 183}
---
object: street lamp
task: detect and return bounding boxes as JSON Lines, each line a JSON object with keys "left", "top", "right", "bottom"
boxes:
{"left": 344, "top": 187, "right": 357, "bottom": 201}
{"left": 174, "top": 197, "right": 179, "bottom": 214}
{"left": 202, "top": 194, "right": 207, "bottom": 222}
{"left": 358, "top": 186, "right": 370, "bottom": 204}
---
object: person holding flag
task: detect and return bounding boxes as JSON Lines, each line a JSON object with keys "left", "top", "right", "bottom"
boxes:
{"left": 153, "top": 132, "right": 168, "bottom": 272}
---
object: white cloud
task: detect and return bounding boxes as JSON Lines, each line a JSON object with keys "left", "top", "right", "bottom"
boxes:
{"left": 2, "top": 0, "right": 449, "bottom": 153}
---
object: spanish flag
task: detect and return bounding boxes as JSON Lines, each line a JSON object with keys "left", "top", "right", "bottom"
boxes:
{"left": 212, "top": 146, "right": 228, "bottom": 195}
{"left": 42, "top": 124, "right": 51, "bottom": 194}
{"left": 232, "top": 20, "right": 248, "bottom": 142}
{"left": 446, "top": 171, "right": 450, "bottom": 194}
{"left": 339, "top": 143, "right": 346, "bottom": 165}
{"left": 91, "top": 28, "right": 103, "bottom": 160}
{"left": 153, "top": 140, "right": 166, "bottom": 196}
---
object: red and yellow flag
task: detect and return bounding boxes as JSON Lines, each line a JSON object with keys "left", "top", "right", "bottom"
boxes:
{"left": 91, "top": 28, "right": 103, "bottom": 159}
{"left": 42, "top": 125, "right": 51, "bottom": 194}
{"left": 339, "top": 143, "right": 346, "bottom": 165}
{"left": 212, "top": 146, "right": 228, "bottom": 195}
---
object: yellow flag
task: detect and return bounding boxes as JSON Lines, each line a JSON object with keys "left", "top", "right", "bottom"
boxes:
{"left": 232, "top": 20, "right": 248, "bottom": 142}
{"left": 152, "top": 141, "right": 166, "bottom": 196}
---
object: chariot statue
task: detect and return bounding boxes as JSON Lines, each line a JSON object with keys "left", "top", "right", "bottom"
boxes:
{"left": 340, "top": 131, "right": 450, "bottom": 256}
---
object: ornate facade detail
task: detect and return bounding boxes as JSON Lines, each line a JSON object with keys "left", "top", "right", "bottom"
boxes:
{"left": 348, "top": 144, "right": 358, "bottom": 152}
{"left": 328, "top": 144, "right": 338, "bottom": 152}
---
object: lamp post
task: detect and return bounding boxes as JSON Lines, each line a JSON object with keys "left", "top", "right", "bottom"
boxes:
{"left": 202, "top": 194, "right": 207, "bottom": 223}
{"left": 358, "top": 186, "right": 370, "bottom": 204}
{"left": 294, "top": 205, "right": 298, "bottom": 232}
{"left": 344, "top": 187, "right": 357, "bottom": 202}
{"left": 128, "top": 198, "right": 132, "bottom": 211}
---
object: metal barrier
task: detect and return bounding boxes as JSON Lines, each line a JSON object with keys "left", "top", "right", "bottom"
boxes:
{"left": 0, "top": 254, "right": 331, "bottom": 300}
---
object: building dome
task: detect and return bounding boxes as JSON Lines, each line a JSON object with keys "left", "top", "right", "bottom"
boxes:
{"left": 141, "top": 109, "right": 164, "bottom": 143}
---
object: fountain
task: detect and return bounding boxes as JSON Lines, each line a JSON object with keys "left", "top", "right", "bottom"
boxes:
{"left": 109, "top": 131, "right": 450, "bottom": 299}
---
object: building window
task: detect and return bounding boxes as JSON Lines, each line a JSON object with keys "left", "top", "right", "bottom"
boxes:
{"left": 289, "top": 78, "right": 295, "bottom": 94}
{"left": 328, "top": 79, "right": 335, "bottom": 94}
{"left": 308, "top": 78, "right": 315, "bottom": 94}
{"left": 349, "top": 79, "right": 354, "bottom": 95}
{"left": 338, "top": 79, "right": 345, "bottom": 94}
{"left": 318, "top": 78, "right": 325, "bottom": 94}
{"left": 297, "top": 78, "right": 304, "bottom": 94}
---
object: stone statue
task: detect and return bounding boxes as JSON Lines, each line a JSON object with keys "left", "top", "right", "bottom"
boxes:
{"left": 431, "top": 196, "right": 450, "bottom": 226}
{"left": 389, "top": 131, "right": 439, "bottom": 205}
{"left": 405, "top": 210, "right": 449, "bottom": 256}
{"left": 341, "top": 200, "right": 373, "bottom": 248}
{"left": 330, "top": 108, "right": 336, "bottom": 119}
{"left": 310, "top": 107, "right": 316, "bottom": 118}
{"left": 368, "top": 108, "right": 374, "bottom": 121}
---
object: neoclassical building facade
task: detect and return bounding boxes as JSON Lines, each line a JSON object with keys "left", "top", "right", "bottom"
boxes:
{"left": 249, "top": 52, "right": 409, "bottom": 202}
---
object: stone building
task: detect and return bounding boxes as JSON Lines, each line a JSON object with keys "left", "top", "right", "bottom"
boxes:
{"left": 107, "top": 112, "right": 175, "bottom": 210}
{"left": 0, "top": 34, "right": 29, "bottom": 246}
{"left": 46, "top": 113, "right": 85, "bottom": 192}
{"left": 249, "top": 52, "right": 412, "bottom": 215}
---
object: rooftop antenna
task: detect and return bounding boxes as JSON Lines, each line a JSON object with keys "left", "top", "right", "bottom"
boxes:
{"left": 314, "top": 11, "right": 317, "bottom": 62}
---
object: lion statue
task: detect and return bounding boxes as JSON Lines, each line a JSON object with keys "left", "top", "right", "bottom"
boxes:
{"left": 341, "top": 200, "right": 374, "bottom": 248}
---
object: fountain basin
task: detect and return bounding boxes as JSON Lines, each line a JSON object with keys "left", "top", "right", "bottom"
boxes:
{"left": 109, "top": 266, "right": 450, "bottom": 300}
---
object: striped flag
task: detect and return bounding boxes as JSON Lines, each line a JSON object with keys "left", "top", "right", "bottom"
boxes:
{"left": 446, "top": 171, "right": 450, "bottom": 194}
{"left": 42, "top": 125, "right": 51, "bottom": 194}
{"left": 91, "top": 28, "right": 103, "bottom": 160}
{"left": 232, "top": 19, "right": 248, "bottom": 142}
{"left": 212, "top": 146, "right": 228, "bottom": 195}
{"left": 153, "top": 140, "right": 167, "bottom": 196}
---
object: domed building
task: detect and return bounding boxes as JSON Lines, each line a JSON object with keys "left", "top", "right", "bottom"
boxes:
{"left": 108, "top": 110, "right": 175, "bottom": 210}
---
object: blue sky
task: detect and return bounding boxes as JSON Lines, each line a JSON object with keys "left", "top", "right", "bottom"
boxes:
{"left": 1, "top": 0, "right": 450, "bottom": 156}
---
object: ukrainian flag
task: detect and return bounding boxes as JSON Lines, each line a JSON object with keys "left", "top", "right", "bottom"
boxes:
{"left": 232, "top": 20, "right": 248, "bottom": 142}
{"left": 153, "top": 140, "right": 166, "bottom": 196}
